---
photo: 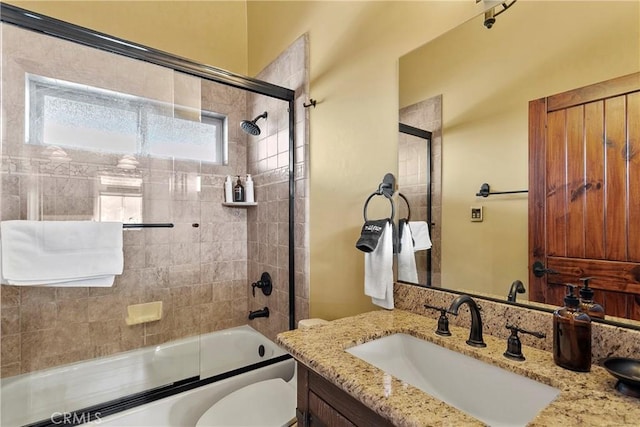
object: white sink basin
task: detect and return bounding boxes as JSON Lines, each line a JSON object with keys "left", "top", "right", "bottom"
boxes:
{"left": 346, "top": 333, "right": 560, "bottom": 427}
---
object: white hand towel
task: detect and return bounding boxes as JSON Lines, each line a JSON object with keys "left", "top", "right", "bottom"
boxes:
{"left": 364, "top": 221, "right": 394, "bottom": 309}
{"left": 409, "top": 221, "right": 432, "bottom": 251}
{"left": 0, "top": 220, "right": 123, "bottom": 287}
{"left": 397, "top": 221, "right": 418, "bottom": 283}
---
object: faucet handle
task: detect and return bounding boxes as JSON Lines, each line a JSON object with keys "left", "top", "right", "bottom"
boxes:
{"left": 503, "top": 324, "right": 546, "bottom": 361}
{"left": 423, "top": 304, "right": 452, "bottom": 336}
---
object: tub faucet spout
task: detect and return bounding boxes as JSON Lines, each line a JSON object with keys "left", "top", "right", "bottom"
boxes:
{"left": 248, "top": 307, "right": 269, "bottom": 320}
{"left": 448, "top": 295, "right": 486, "bottom": 348}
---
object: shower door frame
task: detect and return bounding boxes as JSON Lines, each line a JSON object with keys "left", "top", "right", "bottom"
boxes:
{"left": 1, "top": 3, "right": 298, "bottom": 425}
{"left": 0, "top": 3, "right": 297, "bottom": 331}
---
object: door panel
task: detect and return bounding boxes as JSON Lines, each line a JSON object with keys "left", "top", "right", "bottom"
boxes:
{"left": 629, "top": 92, "right": 640, "bottom": 262}
{"left": 604, "top": 96, "right": 627, "bottom": 261}
{"left": 546, "top": 110, "right": 568, "bottom": 257}
{"left": 566, "top": 105, "right": 585, "bottom": 257}
{"left": 529, "top": 72, "right": 640, "bottom": 320}
{"left": 584, "top": 101, "right": 605, "bottom": 259}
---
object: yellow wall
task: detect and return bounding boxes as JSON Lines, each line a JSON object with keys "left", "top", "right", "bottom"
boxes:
{"left": 247, "top": 1, "right": 480, "bottom": 320}
{"left": 399, "top": 1, "right": 640, "bottom": 298}
{"left": 3, "top": 0, "right": 249, "bottom": 74}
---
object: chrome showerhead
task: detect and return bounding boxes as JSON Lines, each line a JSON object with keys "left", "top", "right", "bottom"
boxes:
{"left": 240, "top": 112, "right": 268, "bottom": 136}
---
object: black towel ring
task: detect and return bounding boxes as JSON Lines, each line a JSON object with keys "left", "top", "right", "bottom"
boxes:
{"left": 363, "top": 192, "right": 395, "bottom": 222}
{"left": 398, "top": 193, "right": 410, "bottom": 221}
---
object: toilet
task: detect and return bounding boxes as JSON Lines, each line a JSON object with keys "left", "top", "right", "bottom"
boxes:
{"left": 195, "top": 319, "right": 329, "bottom": 427}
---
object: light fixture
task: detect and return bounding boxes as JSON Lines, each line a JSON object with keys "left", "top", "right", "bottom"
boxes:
{"left": 483, "top": 0, "right": 517, "bottom": 29}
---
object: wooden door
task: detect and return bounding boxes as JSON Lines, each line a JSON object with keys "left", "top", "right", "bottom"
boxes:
{"left": 529, "top": 72, "right": 640, "bottom": 320}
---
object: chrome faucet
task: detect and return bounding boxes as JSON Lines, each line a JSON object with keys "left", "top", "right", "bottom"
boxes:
{"left": 448, "top": 295, "right": 486, "bottom": 348}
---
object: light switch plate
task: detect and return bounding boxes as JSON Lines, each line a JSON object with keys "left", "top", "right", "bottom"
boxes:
{"left": 471, "top": 206, "right": 483, "bottom": 222}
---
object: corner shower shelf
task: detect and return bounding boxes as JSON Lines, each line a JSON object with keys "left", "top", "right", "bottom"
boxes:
{"left": 222, "top": 202, "right": 257, "bottom": 207}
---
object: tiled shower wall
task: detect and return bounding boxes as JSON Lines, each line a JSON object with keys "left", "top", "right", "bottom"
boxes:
{"left": 399, "top": 97, "right": 442, "bottom": 286}
{"left": 0, "top": 24, "right": 308, "bottom": 376}
{"left": 246, "top": 35, "right": 310, "bottom": 340}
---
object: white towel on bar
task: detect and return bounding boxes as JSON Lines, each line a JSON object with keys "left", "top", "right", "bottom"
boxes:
{"left": 397, "top": 221, "right": 418, "bottom": 283}
{"left": 409, "top": 221, "right": 432, "bottom": 251}
{"left": 364, "top": 220, "right": 394, "bottom": 309}
{"left": 0, "top": 220, "right": 123, "bottom": 287}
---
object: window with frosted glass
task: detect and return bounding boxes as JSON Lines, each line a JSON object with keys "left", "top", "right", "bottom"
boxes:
{"left": 26, "top": 74, "right": 227, "bottom": 163}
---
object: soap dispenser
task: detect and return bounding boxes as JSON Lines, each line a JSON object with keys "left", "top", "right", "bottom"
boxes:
{"left": 245, "top": 174, "right": 255, "bottom": 203}
{"left": 233, "top": 175, "right": 245, "bottom": 202}
{"left": 553, "top": 285, "right": 592, "bottom": 372}
{"left": 578, "top": 277, "right": 605, "bottom": 320}
{"left": 224, "top": 175, "right": 233, "bottom": 203}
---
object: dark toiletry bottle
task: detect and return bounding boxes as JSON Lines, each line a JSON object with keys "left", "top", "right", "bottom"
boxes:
{"left": 233, "top": 176, "right": 245, "bottom": 202}
{"left": 578, "top": 277, "right": 605, "bottom": 320}
{"left": 553, "top": 285, "right": 592, "bottom": 372}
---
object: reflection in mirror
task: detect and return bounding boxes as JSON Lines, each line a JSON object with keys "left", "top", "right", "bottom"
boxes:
{"left": 397, "top": 123, "right": 432, "bottom": 286}
{"left": 398, "top": 1, "right": 639, "bottom": 329}
{"left": 398, "top": 96, "right": 442, "bottom": 288}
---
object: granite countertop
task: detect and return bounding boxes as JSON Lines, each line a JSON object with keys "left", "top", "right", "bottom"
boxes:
{"left": 276, "top": 309, "right": 640, "bottom": 427}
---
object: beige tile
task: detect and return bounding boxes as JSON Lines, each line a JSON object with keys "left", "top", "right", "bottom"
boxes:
{"left": 113, "top": 269, "right": 142, "bottom": 296}
{"left": 1, "top": 334, "right": 21, "bottom": 365}
{"left": 170, "top": 286, "right": 192, "bottom": 308}
{"left": 169, "top": 264, "right": 201, "bottom": 287}
{"left": 55, "top": 287, "right": 89, "bottom": 301}
{"left": 144, "top": 311, "right": 173, "bottom": 335}
{"left": 198, "top": 303, "right": 216, "bottom": 325}
{"left": 87, "top": 294, "right": 125, "bottom": 322}
{"left": 1, "top": 286, "right": 21, "bottom": 308}
{"left": 193, "top": 284, "right": 212, "bottom": 304}
{"left": 1, "top": 362, "right": 21, "bottom": 378}
{"left": 89, "top": 321, "right": 121, "bottom": 346}
{"left": 121, "top": 323, "right": 144, "bottom": 350}
{"left": 123, "top": 245, "right": 146, "bottom": 269}
{"left": 141, "top": 267, "right": 170, "bottom": 287}
{"left": 56, "top": 298, "right": 89, "bottom": 324}
{"left": 20, "top": 302, "right": 57, "bottom": 332}
{"left": 1, "top": 306, "right": 20, "bottom": 335}
{"left": 173, "top": 306, "right": 199, "bottom": 331}
{"left": 20, "top": 287, "right": 56, "bottom": 305}
{"left": 145, "top": 244, "right": 171, "bottom": 268}
{"left": 54, "top": 323, "right": 90, "bottom": 354}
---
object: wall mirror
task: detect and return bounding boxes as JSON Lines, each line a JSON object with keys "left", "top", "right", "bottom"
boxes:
{"left": 397, "top": 1, "right": 640, "bottom": 330}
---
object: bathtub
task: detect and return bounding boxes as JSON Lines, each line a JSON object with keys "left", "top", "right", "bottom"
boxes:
{"left": 0, "top": 325, "right": 292, "bottom": 427}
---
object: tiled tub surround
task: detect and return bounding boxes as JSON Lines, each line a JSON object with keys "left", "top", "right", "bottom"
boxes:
{"left": 0, "top": 23, "right": 308, "bottom": 376}
{"left": 277, "top": 309, "right": 640, "bottom": 427}
{"left": 247, "top": 34, "right": 310, "bottom": 340}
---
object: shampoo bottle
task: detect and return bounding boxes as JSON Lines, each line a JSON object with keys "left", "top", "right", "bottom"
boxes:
{"left": 233, "top": 175, "right": 245, "bottom": 202}
{"left": 578, "top": 277, "right": 605, "bottom": 320}
{"left": 245, "top": 174, "right": 255, "bottom": 203}
{"left": 224, "top": 175, "right": 233, "bottom": 203}
{"left": 553, "top": 285, "right": 592, "bottom": 372}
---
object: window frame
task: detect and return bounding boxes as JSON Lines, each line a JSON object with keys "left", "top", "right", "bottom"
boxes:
{"left": 26, "top": 74, "right": 228, "bottom": 164}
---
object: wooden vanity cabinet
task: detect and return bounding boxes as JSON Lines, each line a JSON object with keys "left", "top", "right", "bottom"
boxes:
{"left": 296, "top": 362, "right": 394, "bottom": 427}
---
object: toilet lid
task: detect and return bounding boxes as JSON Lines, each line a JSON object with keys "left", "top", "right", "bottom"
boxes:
{"left": 196, "top": 378, "right": 296, "bottom": 427}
